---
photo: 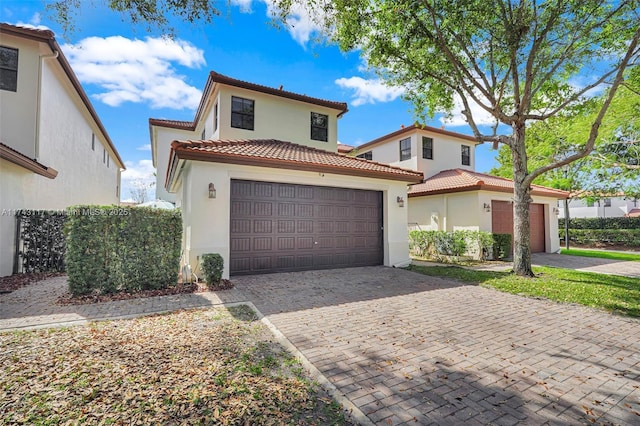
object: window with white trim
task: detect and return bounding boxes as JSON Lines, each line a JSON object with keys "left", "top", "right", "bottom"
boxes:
{"left": 231, "top": 96, "right": 254, "bottom": 130}
{"left": 422, "top": 136, "right": 433, "bottom": 159}
{"left": 311, "top": 112, "right": 328, "bottom": 142}
{"left": 0, "top": 46, "right": 18, "bottom": 92}
{"left": 399, "top": 137, "right": 411, "bottom": 161}
{"left": 461, "top": 145, "right": 471, "bottom": 166}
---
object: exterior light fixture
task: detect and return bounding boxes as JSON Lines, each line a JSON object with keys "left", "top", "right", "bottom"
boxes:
{"left": 397, "top": 196, "right": 405, "bottom": 207}
{"left": 553, "top": 207, "right": 560, "bottom": 215}
{"left": 483, "top": 203, "right": 491, "bottom": 212}
{"left": 208, "top": 183, "right": 216, "bottom": 199}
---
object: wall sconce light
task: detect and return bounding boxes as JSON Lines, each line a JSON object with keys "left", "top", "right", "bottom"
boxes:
{"left": 553, "top": 207, "right": 560, "bottom": 215}
{"left": 397, "top": 196, "right": 405, "bottom": 207}
{"left": 483, "top": 203, "right": 491, "bottom": 212}
{"left": 208, "top": 183, "right": 216, "bottom": 199}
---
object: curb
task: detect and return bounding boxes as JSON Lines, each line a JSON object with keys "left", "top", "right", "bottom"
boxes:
{"left": 244, "top": 301, "right": 375, "bottom": 426}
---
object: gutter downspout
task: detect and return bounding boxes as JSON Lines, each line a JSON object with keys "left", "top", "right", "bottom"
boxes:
{"left": 35, "top": 49, "right": 59, "bottom": 160}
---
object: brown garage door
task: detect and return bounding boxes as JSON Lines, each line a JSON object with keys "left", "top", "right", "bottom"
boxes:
{"left": 491, "top": 201, "right": 546, "bottom": 253}
{"left": 230, "top": 180, "right": 383, "bottom": 275}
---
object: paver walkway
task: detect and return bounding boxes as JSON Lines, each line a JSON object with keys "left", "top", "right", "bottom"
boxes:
{"left": 235, "top": 267, "right": 640, "bottom": 426}
{"left": 0, "top": 275, "right": 246, "bottom": 330}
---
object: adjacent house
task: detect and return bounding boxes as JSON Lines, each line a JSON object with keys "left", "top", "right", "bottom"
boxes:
{"left": 558, "top": 193, "right": 639, "bottom": 218}
{"left": 0, "top": 23, "right": 125, "bottom": 276}
{"left": 355, "top": 124, "right": 570, "bottom": 254}
{"left": 150, "top": 71, "right": 423, "bottom": 278}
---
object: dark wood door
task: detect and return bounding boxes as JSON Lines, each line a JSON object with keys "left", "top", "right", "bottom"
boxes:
{"left": 230, "top": 180, "right": 383, "bottom": 275}
{"left": 491, "top": 201, "right": 546, "bottom": 253}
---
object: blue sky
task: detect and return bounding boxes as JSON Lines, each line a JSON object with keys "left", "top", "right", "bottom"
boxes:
{"left": 4, "top": 0, "right": 499, "bottom": 201}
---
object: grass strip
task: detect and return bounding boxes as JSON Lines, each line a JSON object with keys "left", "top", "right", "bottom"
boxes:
{"left": 407, "top": 264, "right": 640, "bottom": 317}
{"left": 560, "top": 248, "right": 640, "bottom": 262}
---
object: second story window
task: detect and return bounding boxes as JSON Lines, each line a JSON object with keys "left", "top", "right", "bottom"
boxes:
{"left": 214, "top": 102, "right": 218, "bottom": 131}
{"left": 461, "top": 145, "right": 471, "bottom": 166}
{"left": 604, "top": 198, "right": 611, "bottom": 207}
{"left": 311, "top": 112, "right": 328, "bottom": 142}
{"left": 357, "top": 151, "right": 372, "bottom": 160}
{"left": 91, "top": 133, "right": 95, "bottom": 151}
{"left": 231, "top": 96, "right": 254, "bottom": 130}
{"left": 201, "top": 127, "right": 206, "bottom": 140}
{"left": 422, "top": 137, "right": 433, "bottom": 159}
{"left": 0, "top": 46, "right": 19, "bottom": 92}
{"left": 399, "top": 137, "right": 411, "bottom": 161}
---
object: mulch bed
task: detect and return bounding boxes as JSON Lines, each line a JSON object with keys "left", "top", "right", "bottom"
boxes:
{"left": 57, "top": 279, "right": 236, "bottom": 305}
{"left": 0, "top": 272, "right": 64, "bottom": 294}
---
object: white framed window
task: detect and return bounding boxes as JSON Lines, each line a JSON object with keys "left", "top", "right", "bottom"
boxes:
{"left": 399, "top": 137, "right": 411, "bottom": 161}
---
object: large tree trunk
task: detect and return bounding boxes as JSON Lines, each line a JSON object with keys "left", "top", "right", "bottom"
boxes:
{"left": 511, "top": 123, "right": 535, "bottom": 276}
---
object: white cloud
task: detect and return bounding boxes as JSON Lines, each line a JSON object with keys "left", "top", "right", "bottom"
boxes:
{"left": 232, "top": 0, "right": 254, "bottom": 12}
{"left": 439, "top": 93, "right": 496, "bottom": 127}
{"left": 62, "top": 36, "right": 205, "bottom": 109}
{"left": 261, "top": 0, "right": 325, "bottom": 46}
{"left": 335, "top": 77, "right": 404, "bottom": 106}
{"left": 136, "top": 144, "right": 151, "bottom": 151}
{"left": 14, "top": 12, "right": 50, "bottom": 30}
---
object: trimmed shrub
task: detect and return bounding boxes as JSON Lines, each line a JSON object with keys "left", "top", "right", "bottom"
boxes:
{"left": 65, "top": 206, "right": 182, "bottom": 296}
{"left": 409, "top": 230, "right": 501, "bottom": 261}
{"left": 201, "top": 253, "right": 224, "bottom": 288}
{"left": 560, "top": 217, "right": 640, "bottom": 230}
{"left": 491, "top": 234, "right": 512, "bottom": 260}
{"left": 561, "top": 229, "right": 640, "bottom": 247}
{"left": 15, "top": 210, "right": 67, "bottom": 273}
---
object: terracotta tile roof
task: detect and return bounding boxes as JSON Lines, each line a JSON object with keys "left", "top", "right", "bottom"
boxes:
{"left": 0, "top": 23, "right": 125, "bottom": 170}
{"left": 166, "top": 139, "right": 423, "bottom": 188}
{"left": 337, "top": 143, "right": 354, "bottom": 154}
{"left": 626, "top": 208, "right": 640, "bottom": 218}
{"left": 148, "top": 119, "right": 195, "bottom": 130}
{"left": 408, "top": 169, "right": 570, "bottom": 199}
{"left": 208, "top": 71, "right": 349, "bottom": 116}
{"left": 358, "top": 124, "right": 479, "bottom": 152}
{"left": 0, "top": 142, "right": 58, "bottom": 179}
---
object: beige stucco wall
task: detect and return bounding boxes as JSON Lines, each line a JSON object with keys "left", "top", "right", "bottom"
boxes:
{"left": 0, "top": 38, "right": 121, "bottom": 276}
{"left": 170, "top": 161, "right": 412, "bottom": 279}
{"left": 152, "top": 126, "right": 195, "bottom": 202}
{"left": 408, "top": 190, "right": 562, "bottom": 253}
{"left": 0, "top": 35, "right": 41, "bottom": 158}
{"left": 360, "top": 129, "right": 475, "bottom": 179}
{"left": 215, "top": 86, "right": 340, "bottom": 151}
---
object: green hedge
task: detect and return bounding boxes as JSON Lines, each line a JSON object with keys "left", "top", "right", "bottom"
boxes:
{"left": 561, "top": 229, "right": 640, "bottom": 246}
{"left": 65, "top": 206, "right": 182, "bottom": 296}
{"left": 559, "top": 217, "right": 640, "bottom": 230}
{"left": 201, "top": 253, "right": 224, "bottom": 289}
{"left": 409, "top": 230, "right": 511, "bottom": 261}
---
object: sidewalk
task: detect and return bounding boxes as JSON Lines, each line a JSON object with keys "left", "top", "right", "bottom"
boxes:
{"left": 0, "top": 275, "right": 248, "bottom": 331}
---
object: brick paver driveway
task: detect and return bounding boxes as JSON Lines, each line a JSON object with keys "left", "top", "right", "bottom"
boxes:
{"left": 235, "top": 266, "right": 640, "bottom": 425}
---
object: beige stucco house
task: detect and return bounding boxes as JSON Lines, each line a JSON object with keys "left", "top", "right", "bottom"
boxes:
{"left": 355, "top": 125, "right": 569, "bottom": 254}
{"left": 0, "top": 24, "right": 125, "bottom": 276}
{"left": 150, "top": 71, "right": 423, "bottom": 278}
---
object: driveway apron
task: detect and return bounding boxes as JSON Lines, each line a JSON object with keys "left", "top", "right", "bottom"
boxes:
{"left": 235, "top": 266, "right": 640, "bottom": 426}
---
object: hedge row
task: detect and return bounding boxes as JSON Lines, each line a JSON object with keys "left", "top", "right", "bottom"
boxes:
{"left": 65, "top": 206, "right": 182, "bottom": 296}
{"left": 561, "top": 229, "right": 640, "bottom": 247}
{"left": 409, "top": 230, "right": 511, "bottom": 261}
{"left": 559, "top": 217, "right": 640, "bottom": 230}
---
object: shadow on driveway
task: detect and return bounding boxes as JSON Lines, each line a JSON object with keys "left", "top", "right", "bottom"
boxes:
{"left": 234, "top": 266, "right": 640, "bottom": 425}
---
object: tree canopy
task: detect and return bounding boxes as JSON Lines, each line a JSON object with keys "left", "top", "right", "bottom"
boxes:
{"left": 490, "top": 67, "right": 640, "bottom": 199}
{"left": 273, "top": 0, "right": 640, "bottom": 275}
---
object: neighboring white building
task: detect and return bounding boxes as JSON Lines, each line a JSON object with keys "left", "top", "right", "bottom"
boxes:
{"left": 355, "top": 126, "right": 569, "bottom": 254}
{"left": 0, "top": 24, "right": 125, "bottom": 276}
{"left": 558, "top": 195, "right": 640, "bottom": 218}
{"left": 150, "top": 71, "right": 423, "bottom": 278}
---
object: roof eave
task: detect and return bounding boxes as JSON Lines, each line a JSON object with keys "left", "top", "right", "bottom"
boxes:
{"left": 172, "top": 147, "right": 423, "bottom": 183}
{"left": 0, "top": 144, "right": 58, "bottom": 179}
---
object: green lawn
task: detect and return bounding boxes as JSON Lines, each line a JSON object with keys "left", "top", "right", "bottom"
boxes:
{"left": 560, "top": 248, "right": 640, "bottom": 262}
{"left": 407, "top": 265, "right": 640, "bottom": 317}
